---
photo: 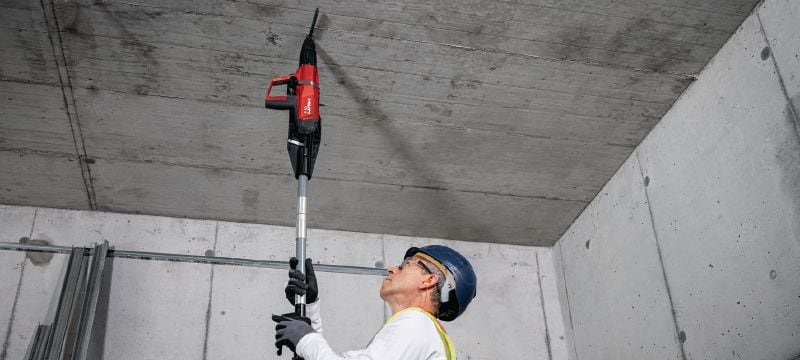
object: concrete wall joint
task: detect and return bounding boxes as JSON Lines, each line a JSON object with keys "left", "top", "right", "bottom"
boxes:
{"left": 557, "top": 247, "right": 578, "bottom": 360}
{"left": 635, "top": 152, "right": 686, "bottom": 360}
{"left": 535, "top": 252, "right": 553, "bottom": 360}
{"left": 755, "top": 11, "right": 800, "bottom": 141}
{"left": 201, "top": 223, "right": 219, "bottom": 360}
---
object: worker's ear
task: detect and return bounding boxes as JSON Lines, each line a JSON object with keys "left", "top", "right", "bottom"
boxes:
{"left": 418, "top": 274, "right": 438, "bottom": 290}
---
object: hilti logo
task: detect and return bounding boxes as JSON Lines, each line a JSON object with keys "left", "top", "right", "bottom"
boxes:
{"left": 303, "top": 98, "right": 312, "bottom": 115}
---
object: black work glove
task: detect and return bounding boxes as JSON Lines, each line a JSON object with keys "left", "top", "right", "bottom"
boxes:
{"left": 273, "top": 313, "right": 315, "bottom": 355}
{"left": 285, "top": 257, "right": 318, "bottom": 305}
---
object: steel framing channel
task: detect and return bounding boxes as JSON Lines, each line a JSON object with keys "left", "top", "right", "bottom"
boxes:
{"left": 71, "top": 240, "right": 108, "bottom": 360}
{"left": 0, "top": 242, "right": 388, "bottom": 276}
{"left": 44, "top": 247, "right": 88, "bottom": 360}
{"left": 25, "top": 324, "right": 50, "bottom": 360}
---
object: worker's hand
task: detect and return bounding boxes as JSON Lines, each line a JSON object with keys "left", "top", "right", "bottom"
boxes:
{"left": 273, "top": 313, "right": 315, "bottom": 355}
{"left": 285, "top": 257, "right": 318, "bottom": 305}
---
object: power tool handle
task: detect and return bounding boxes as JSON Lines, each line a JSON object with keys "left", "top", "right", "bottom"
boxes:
{"left": 265, "top": 75, "right": 296, "bottom": 110}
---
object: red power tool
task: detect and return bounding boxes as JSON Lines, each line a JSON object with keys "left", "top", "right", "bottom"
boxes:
{"left": 264, "top": 8, "right": 322, "bottom": 360}
{"left": 265, "top": 8, "right": 321, "bottom": 179}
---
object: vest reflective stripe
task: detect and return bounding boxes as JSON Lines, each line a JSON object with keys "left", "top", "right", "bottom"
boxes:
{"left": 386, "top": 308, "right": 456, "bottom": 360}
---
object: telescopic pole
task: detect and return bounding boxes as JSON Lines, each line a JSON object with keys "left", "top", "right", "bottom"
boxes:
{"left": 294, "top": 174, "right": 308, "bottom": 317}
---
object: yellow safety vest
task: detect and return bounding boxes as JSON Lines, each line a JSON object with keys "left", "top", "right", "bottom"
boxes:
{"left": 386, "top": 307, "right": 456, "bottom": 360}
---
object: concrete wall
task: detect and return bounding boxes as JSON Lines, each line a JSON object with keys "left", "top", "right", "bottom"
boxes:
{"left": 0, "top": 204, "right": 568, "bottom": 359}
{"left": 553, "top": 0, "right": 800, "bottom": 359}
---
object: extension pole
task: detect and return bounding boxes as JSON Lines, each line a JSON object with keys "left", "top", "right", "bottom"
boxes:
{"left": 295, "top": 174, "right": 308, "bottom": 317}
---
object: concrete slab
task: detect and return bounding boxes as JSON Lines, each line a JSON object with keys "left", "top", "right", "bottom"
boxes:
{"left": 758, "top": 0, "right": 800, "bottom": 115}
{"left": 90, "top": 158, "right": 584, "bottom": 245}
{"left": 73, "top": 87, "right": 632, "bottom": 202}
{"left": 0, "top": 1, "right": 59, "bottom": 84}
{"left": 315, "top": 112, "right": 632, "bottom": 202}
{"left": 50, "top": 0, "right": 688, "bottom": 246}
{"left": 90, "top": 0, "right": 754, "bottom": 74}
{"left": 207, "top": 223, "right": 385, "bottom": 358}
{"left": 61, "top": 22, "right": 681, "bottom": 147}
{"left": 56, "top": 3, "right": 651, "bottom": 205}
{"left": 383, "top": 236, "right": 551, "bottom": 360}
{"left": 2, "top": 208, "right": 218, "bottom": 359}
{"left": 0, "top": 151, "right": 89, "bottom": 210}
{"left": 0, "top": 0, "right": 757, "bottom": 246}
{"left": 0, "top": 82, "right": 76, "bottom": 154}
{"left": 60, "top": 16, "right": 678, "bottom": 127}
{"left": 637, "top": 11, "right": 800, "bottom": 359}
{"left": 90, "top": 157, "right": 298, "bottom": 226}
{"left": 56, "top": 4, "right": 681, "bottom": 147}
{"left": 72, "top": 87, "right": 291, "bottom": 173}
{"left": 557, "top": 155, "right": 681, "bottom": 360}
{"left": 0, "top": 205, "right": 35, "bottom": 359}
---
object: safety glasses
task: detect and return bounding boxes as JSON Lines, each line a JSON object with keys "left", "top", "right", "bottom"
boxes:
{"left": 399, "top": 257, "right": 433, "bottom": 274}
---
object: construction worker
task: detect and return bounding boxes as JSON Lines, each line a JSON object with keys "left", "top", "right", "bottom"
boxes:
{"left": 273, "top": 245, "right": 478, "bottom": 359}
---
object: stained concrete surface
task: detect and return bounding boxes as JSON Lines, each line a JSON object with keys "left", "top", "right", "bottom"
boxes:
{"left": 0, "top": 206, "right": 35, "bottom": 360}
{"left": 0, "top": 0, "right": 763, "bottom": 246}
{"left": 0, "top": 205, "right": 566, "bottom": 359}
{"left": 555, "top": 0, "right": 800, "bottom": 358}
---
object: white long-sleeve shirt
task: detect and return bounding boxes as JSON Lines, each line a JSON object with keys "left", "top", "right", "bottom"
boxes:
{"left": 297, "top": 301, "right": 454, "bottom": 360}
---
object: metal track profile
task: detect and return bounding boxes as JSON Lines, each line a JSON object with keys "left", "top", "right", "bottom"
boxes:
{"left": 0, "top": 242, "right": 388, "bottom": 276}
{"left": 45, "top": 248, "right": 88, "bottom": 360}
{"left": 72, "top": 241, "right": 109, "bottom": 360}
{"left": 24, "top": 324, "right": 50, "bottom": 360}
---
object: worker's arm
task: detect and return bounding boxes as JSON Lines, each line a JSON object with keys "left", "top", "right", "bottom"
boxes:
{"left": 305, "top": 298, "right": 323, "bottom": 333}
{"left": 295, "top": 309, "right": 445, "bottom": 360}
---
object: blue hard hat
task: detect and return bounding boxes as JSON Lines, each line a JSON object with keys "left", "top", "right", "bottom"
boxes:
{"left": 405, "top": 245, "right": 477, "bottom": 321}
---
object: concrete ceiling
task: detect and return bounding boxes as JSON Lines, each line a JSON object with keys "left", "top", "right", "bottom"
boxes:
{"left": 1, "top": 0, "right": 760, "bottom": 246}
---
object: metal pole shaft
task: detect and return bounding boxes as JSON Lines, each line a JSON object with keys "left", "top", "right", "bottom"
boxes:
{"left": 295, "top": 174, "right": 308, "bottom": 316}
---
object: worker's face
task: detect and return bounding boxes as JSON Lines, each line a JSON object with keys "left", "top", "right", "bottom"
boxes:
{"left": 380, "top": 257, "right": 433, "bottom": 300}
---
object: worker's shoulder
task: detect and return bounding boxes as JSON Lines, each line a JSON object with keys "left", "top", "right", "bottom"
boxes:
{"left": 382, "top": 308, "right": 441, "bottom": 342}
{"left": 390, "top": 308, "right": 439, "bottom": 327}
